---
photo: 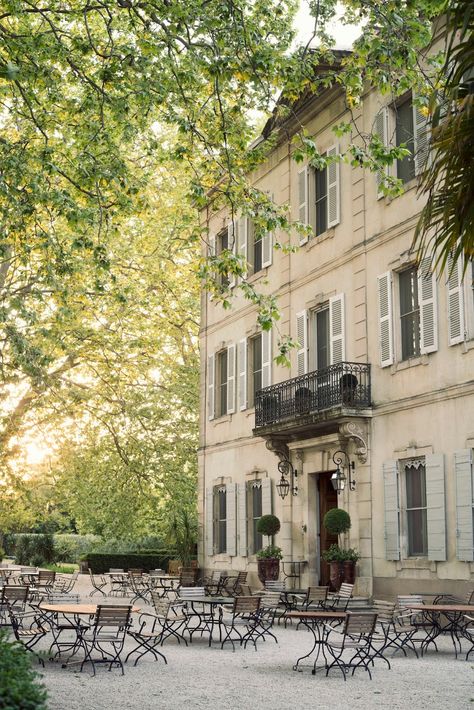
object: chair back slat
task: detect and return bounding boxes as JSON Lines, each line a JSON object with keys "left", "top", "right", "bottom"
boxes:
{"left": 306, "top": 586, "right": 329, "bottom": 603}
{"left": 2, "top": 585, "right": 29, "bottom": 603}
{"left": 338, "top": 583, "right": 354, "bottom": 599}
{"left": 345, "top": 612, "right": 377, "bottom": 636}
{"left": 372, "top": 599, "right": 395, "bottom": 623}
{"left": 397, "top": 594, "right": 424, "bottom": 609}
{"left": 260, "top": 592, "right": 281, "bottom": 609}
{"left": 95, "top": 605, "right": 132, "bottom": 626}
{"left": 179, "top": 586, "right": 205, "bottom": 598}
{"left": 233, "top": 596, "right": 260, "bottom": 614}
{"left": 264, "top": 580, "right": 286, "bottom": 592}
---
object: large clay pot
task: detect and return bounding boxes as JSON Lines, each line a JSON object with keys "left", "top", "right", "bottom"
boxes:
{"left": 329, "top": 561, "right": 343, "bottom": 591}
{"left": 257, "top": 558, "right": 280, "bottom": 585}
{"left": 342, "top": 560, "right": 356, "bottom": 585}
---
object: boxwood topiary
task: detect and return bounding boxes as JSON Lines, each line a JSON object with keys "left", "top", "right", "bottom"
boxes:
{"left": 256, "top": 514, "right": 281, "bottom": 538}
{"left": 0, "top": 630, "right": 48, "bottom": 710}
{"left": 323, "top": 508, "right": 351, "bottom": 536}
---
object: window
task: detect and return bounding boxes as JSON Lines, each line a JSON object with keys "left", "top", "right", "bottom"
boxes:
{"left": 395, "top": 96, "right": 416, "bottom": 183}
{"left": 297, "top": 145, "right": 340, "bottom": 245}
{"left": 399, "top": 267, "right": 420, "bottom": 360}
{"left": 247, "top": 481, "right": 263, "bottom": 555}
{"left": 217, "top": 227, "right": 230, "bottom": 288}
{"left": 243, "top": 219, "right": 272, "bottom": 277}
{"left": 238, "top": 330, "right": 272, "bottom": 411}
{"left": 296, "top": 295, "right": 345, "bottom": 377}
{"left": 309, "top": 307, "right": 329, "bottom": 371}
{"left": 315, "top": 166, "right": 328, "bottom": 236}
{"left": 404, "top": 460, "right": 428, "bottom": 556}
{"left": 249, "top": 334, "right": 263, "bottom": 407}
{"left": 213, "top": 486, "right": 227, "bottom": 554}
{"left": 216, "top": 349, "right": 228, "bottom": 417}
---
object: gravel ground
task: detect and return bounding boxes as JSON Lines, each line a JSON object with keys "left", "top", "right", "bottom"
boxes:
{"left": 33, "top": 575, "right": 473, "bottom": 710}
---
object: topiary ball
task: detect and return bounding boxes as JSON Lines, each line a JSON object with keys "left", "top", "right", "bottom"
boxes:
{"left": 257, "top": 514, "right": 281, "bottom": 537}
{"left": 323, "top": 508, "right": 351, "bottom": 535}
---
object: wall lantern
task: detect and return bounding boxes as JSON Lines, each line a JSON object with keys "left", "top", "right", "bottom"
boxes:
{"left": 276, "top": 458, "right": 298, "bottom": 500}
{"left": 331, "top": 450, "right": 356, "bottom": 493}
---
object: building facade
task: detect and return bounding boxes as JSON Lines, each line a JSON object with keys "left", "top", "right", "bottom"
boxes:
{"left": 198, "top": 60, "right": 474, "bottom": 598}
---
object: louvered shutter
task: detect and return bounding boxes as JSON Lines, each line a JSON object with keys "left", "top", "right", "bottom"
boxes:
{"left": 413, "top": 102, "right": 430, "bottom": 176}
{"left": 329, "top": 293, "right": 345, "bottom": 364}
{"left": 298, "top": 166, "right": 309, "bottom": 244}
{"left": 296, "top": 310, "right": 308, "bottom": 375}
{"left": 207, "top": 354, "right": 215, "bottom": 420}
{"left": 238, "top": 338, "right": 247, "bottom": 411}
{"left": 377, "top": 272, "right": 394, "bottom": 367}
{"left": 455, "top": 449, "right": 474, "bottom": 561}
{"left": 262, "top": 478, "right": 272, "bottom": 515}
{"left": 447, "top": 253, "right": 465, "bottom": 345}
{"left": 226, "top": 343, "right": 236, "bottom": 414}
{"left": 238, "top": 216, "right": 248, "bottom": 279}
{"left": 229, "top": 220, "right": 237, "bottom": 288}
{"left": 418, "top": 257, "right": 438, "bottom": 354}
{"left": 261, "top": 329, "right": 272, "bottom": 388}
{"left": 326, "top": 145, "right": 340, "bottom": 228}
{"left": 226, "top": 483, "right": 236, "bottom": 556}
{"left": 374, "top": 107, "right": 389, "bottom": 197}
{"left": 206, "top": 487, "right": 214, "bottom": 557}
{"left": 238, "top": 483, "right": 247, "bottom": 557}
{"left": 262, "top": 193, "right": 273, "bottom": 268}
{"left": 426, "top": 453, "right": 446, "bottom": 561}
{"left": 383, "top": 460, "right": 400, "bottom": 560}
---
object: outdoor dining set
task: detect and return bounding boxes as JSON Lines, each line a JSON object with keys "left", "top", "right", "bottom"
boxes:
{"left": 1, "top": 562, "right": 474, "bottom": 680}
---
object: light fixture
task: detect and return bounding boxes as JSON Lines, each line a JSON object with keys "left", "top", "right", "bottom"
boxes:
{"left": 331, "top": 450, "right": 356, "bottom": 494}
{"left": 276, "top": 458, "right": 298, "bottom": 500}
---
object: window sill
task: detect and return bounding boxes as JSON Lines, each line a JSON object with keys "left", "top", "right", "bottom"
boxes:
{"left": 396, "top": 558, "right": 437, "bottom": 572}
{"left": 306, "top": 227, "right": 336, "bottom": 250}
{"left": 246, "top": 267, "right": 269, "bottom": 284}
{"left": 390, "top": 354, "right": 429, "bottom": 373}
{"left": 212, "top": 414, "right": 232, "bottom": 425}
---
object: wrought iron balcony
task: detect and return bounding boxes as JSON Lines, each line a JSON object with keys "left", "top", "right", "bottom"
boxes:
{"left": 254, "top": 361, "right": 371, "bottom": 430}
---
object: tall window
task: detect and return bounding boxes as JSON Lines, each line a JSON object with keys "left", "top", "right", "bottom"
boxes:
{"left": 395, "top": 96, "right": 415, "bottom": 183}
{"left": 315, "top": 166, "right": 328, "bottom": 236}
{"left": 217, "top": 227, "right": 230, "bottom": 288}
{"left": 404, "top": 460, "right": 428, "bottom": 556}
{"left": 399, "top": 267, "right": 420, "bottom": 360}
{"left": 213, "top": 486, "right": 227, "bottom": 554}
{"left": 247, "top": 481, "right": 263, "bottom": 554}
{"left": 251, "top": 334, "right": 263, "bottom": 405}
{"left": 309, "top": 306, "right": 329, "bottom": 371}
{"left": 216, "top": 349, "right": 228, "bottom": 417}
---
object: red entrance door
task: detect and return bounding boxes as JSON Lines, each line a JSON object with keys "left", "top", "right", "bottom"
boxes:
{"left": 319, "top": 473, "right": 338, "bottom": 586}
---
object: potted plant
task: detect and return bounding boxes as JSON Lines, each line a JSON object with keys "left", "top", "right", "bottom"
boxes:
{"left": 256, "top": 514, "right": 282, "bottom": 584}
{"left": 322, "top": 508, "right": 357, "bottom": 590}
{"left": 340, "top": 547, "right": 360, "bottom": 585}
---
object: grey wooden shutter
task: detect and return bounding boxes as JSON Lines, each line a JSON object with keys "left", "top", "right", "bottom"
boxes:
{"left": 262, "top": 477, "right": 272, "bottom": 515}
{"left": 238, "top": 483, "right": 247, "bottom": 557}
{"left": 377, "top": 272, "right": 394, "bottom": 367}
{"left": 261, "top": 329, "right": 272, "bottom": 388}
{"left": 329, "top": 293, "right": 345, "bottom": 364}
{"left": 228, "top": 220, "right": 237, "bottom": 288}
{"left": 455, "top": 449, "right": 474, "bottom": 561}
{"left": 374, "top": 107, "right": 389, "bottom": 197}
{"left": 413, "top": 102, "right": 430, "bottom": 176}
{"left": 426, "top": 453, "right": 446, "bottom": 561}
{"left": 238, "top": 338, "right": 247, "bottom": 411}
{"left": 226, "top": 343, "right": 236, "bottom": 414}
{"left": 383, "top": 460, "right": 400, "bottom": 560}
{"left": 298, "top": 166, "right": 309, "bottom": 244}
{"left": 207, "top": 354, "right": 215, "bottom": 420}
{"left": 326, "top": 145, "right": 340, "bottom": 228}
{"left": 296, "top": 310, "right": 308, "bottom": 375}
{"left": 447, "top": 253, "right": 465, "bottom": 345}
{"left": 418, "top": 257, "right": 438, "bottom": 354}
{"left": 226, "top": 483, "right": 237, "bottom": 556}
{"left": 206, "top": 487, "right": 214, "bottom": 557}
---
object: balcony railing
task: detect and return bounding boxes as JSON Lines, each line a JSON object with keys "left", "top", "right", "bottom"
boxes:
{"left": 254, "top": 361, "right": 371, "bottom": 429}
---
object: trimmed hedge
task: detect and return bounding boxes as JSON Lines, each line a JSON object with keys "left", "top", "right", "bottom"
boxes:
{"left": 86, "top": 552, "right": 175, "bottom": 573}
{"left": 0, "top": 630, "right": 48, "bottom": 710}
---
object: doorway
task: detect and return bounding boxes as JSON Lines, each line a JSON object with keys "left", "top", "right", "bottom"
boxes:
{"left": 318, "top": 473, "right": 338, "bottom": 586}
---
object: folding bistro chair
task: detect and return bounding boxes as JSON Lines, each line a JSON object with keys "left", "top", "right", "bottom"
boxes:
{"left": 80, "top": 605, "right": 132, "bottom": 675}
{"left": 324, "top": 612, "right": 378, "bottom": 680}
{"left": 0, "top": 585, "right": 30, "bottom": 625}
{"left": 220, "top": 596, "right": 261, "bottom": 651}
{"left": 88, "top": 569, "right": 108, "bottom": 597}
{"left": 372, "top": 599, "right": 419, "bottom": 662}
{"left": 8, "top": 602, "right": 48, "bottom": 666}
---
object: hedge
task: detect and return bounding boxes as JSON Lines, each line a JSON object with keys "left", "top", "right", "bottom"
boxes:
{"left": 0, "top": 630, "right": 48, "bottom": 710}
{"left": 85, "top": 552, "right": 176, "bottom": 574}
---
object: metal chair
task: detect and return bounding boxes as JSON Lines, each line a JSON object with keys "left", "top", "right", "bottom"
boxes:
{"left": 8, "top": 602, "right": 48, "bottom": 666}
{"left": 0, "top": 585, "right": 30, "bottom": 625}
{"left": 324, "top": 612, "right": 378, "bottom": 680}
{"left": 327, "top": 582, "right": 354, "bottom": 611}
{"left": 220, "top": 596, "right": 261, "bottom": 651}
{"left": 126, "top": 594, "right": 186, "bottom": 666}
{"left": 250, "top": 592, "right": 280, "bottom": 645}
{"left": 53, "top": 570, "right": 79, "bottom": 594}
{"left": 371, "top": 599, "right": 419, "bottom": 665}
{"left": 80, "top": 605, "right": 133, "bottom": 675}
{"left": 397, "top": 594, "right": 438, "bottom": 655}
{"left": 88, "top": 569, "right": 107, "bottom": 597}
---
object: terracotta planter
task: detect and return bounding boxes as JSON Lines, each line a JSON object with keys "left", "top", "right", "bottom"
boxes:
{"left": 342, "top": 560, "right": 356, "bottom": 585}
{"left": 329, "top": 561, "right": 343, "bottom": 591}
{"left": 257, "top": 558, "right": 280, "bottom": 585}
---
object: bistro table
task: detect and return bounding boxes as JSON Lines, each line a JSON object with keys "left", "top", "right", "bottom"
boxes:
{"left": 286, "top": 610, "right": 347, "bottom": 674}
{"left": 179, "top": 595, "right": 232, "bottom": 646}
{"left": 407, "top": 603, "right": 474, "bottom": 658}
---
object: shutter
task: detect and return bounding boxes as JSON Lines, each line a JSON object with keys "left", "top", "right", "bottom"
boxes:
{"left": 426, "top": 453, "right": 446, "bottom": 561}
{"left": 296, "top": 310, "right": 308, "bottom": 375}
{"left": 262, "top": 477, "right": 272, "bottom": 515}
{"left": 383, "top": 460, "right": 400, "bottom": 560}
{"left": 329, "top": 293, "right": 345, "bottom": 364}
{"left": 205, "top": 487, "right": 214, "bottom": 557}
{"left": 262, "top": 193, "right": 273, "bottom": 268}
{"left": 226, "top": 343, "right": 236, "bottom": 414}
{"left": 229, "top": 220, "right": 237, "bottom": 288}
{"left": 326, "top": 145, "right": 340, "bottom": 228}
{"left": 298, "top": 166, "right": 309, "bottom": 244}
{"left": 261, "top": 329, "right": 272, "bottom": 388}
{"left": 226, "top": 483, "right": 237, "bottom": 557}
{"left": 377, "top": 272, "right": 394, "bottom": 367}
{"left": 237, "top": 216, "right": 248, "bottom": 279}
{"left": 374, "top": 107, "right": 389, "bottom": 197}
{"left": 418, "top": 257, "right": 438, "bottom": 354}
{"left": 447, "top": 253, "right": 465, "bottom": 345}
{"left": 238, "top": 338, "right": 247, "bottom": 411}
{"left": 238, "top": 483, "right": 247, "bottom": 557}
{"left": 455, "top": 449, "right": 474, "bottom": 561}
{"left": 413, "top": 102, "right": 430, "bottom": 176}
{"left": 207, "top": 354, "right": 215, "bottom": 420}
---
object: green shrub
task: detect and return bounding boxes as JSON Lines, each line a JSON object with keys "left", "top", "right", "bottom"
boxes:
{"left": 14, "top": 534, "right": 55, "bottom": 566}
{"left": 256, "top": 514, "right": 281, "bottom": 538}
{"left": 53, "top": 534, "right": 101, "bottom": 563}
{"left": 0, "top": 630, "right": 48, "bottom": 710}
{"left": 86, "top": 552, "right": 175, "bottom": 574}
{"left": 323, "top": 508, "right": 351, "bottom": 536}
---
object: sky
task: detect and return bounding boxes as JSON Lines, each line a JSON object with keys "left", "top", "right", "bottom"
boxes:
{"left": 294, "top": 1, "right": 361, "bottom": 49}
